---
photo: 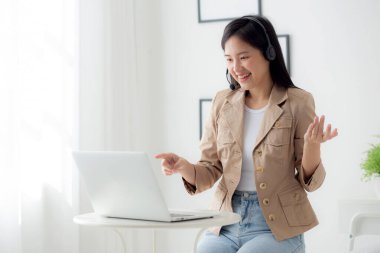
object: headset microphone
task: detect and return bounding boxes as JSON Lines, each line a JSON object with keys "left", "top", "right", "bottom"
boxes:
{"left": 226, "top": 69, "right": 237, "bottom": 90}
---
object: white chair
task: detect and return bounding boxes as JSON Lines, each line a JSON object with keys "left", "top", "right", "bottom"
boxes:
{"left": 348, "top": 212, "right": 380, "bottom": 252}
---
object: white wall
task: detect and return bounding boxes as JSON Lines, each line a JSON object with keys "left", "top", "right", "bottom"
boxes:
{"left": 262, "top": 1, "right": 380, "bottom": 252}
{"left": 146, "top": 0, "right": 380, "bottom": 252}
{"left": 79, "top": 0, "right": 380, "bottom": 252}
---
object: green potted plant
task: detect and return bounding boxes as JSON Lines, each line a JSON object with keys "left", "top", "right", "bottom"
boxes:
{"left": 361, "top": 136, "right": 380, "bottom": 198}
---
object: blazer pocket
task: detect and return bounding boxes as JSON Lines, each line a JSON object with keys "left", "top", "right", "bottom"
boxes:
{"left": 265, "top": 117, "right": 292, "bottom": 146}
{"left": 217, "top": 127, "right": 236, "bottom": 145}
{"left": 278, "top": 186, "right": 315, "bottom": 226}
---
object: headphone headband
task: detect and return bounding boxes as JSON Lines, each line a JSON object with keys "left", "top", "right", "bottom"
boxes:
{"left": 242, "top": 16, "right": 276, "bottom": 61}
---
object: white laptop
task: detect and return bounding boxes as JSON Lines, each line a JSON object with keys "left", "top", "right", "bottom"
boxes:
{"left": 72, "top": 151, "right": 217, "bottom": 222}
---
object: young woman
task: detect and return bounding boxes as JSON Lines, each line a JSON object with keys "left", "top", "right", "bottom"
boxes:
{"left": 155, "top": 15, "right": 338, "bottom": 253}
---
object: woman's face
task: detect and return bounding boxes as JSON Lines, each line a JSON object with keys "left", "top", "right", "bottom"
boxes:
{"left": 224, "top": 35, "right": 271, "bottom": 90}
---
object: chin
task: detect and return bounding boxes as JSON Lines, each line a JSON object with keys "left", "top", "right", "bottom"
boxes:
{"left": 239, "top": 83, "right": 254, "bottom": 90}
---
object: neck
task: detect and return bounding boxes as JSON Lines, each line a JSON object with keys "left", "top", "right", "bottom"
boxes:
{"left": 246, "top": 79, "right": 273, "bottom": 102}
{"left": 245, "top": 79, "right": 273, "bottom": 110}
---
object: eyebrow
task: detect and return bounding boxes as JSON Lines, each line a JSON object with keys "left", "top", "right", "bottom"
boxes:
{"left": 224, "top": 51, "right": 250, "bottom": 57}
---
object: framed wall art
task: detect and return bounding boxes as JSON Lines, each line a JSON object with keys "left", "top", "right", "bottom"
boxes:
{"left": 277, "top": 34, "right": 291, "bottom": 75}
{"left": 198, "top": 0, "right": 262, "bottom": 23}
{"left": 199, "top": 98, "right": 212, "bottom": 139}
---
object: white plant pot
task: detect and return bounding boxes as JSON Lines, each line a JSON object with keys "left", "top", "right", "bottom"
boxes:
{"left": 374, "top": 175, "right": 380, "bottom": 199}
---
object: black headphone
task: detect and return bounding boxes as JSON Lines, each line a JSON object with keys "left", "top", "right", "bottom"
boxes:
{"left": 245, "top": 16, "right": 276, "bottom": 61}
{"left": 226, "top": 16, "right": 276, "bottom": 90}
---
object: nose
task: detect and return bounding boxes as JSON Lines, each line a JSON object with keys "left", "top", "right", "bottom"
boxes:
{"left": 233, "top": 61, "right": 243, "bottom": 73}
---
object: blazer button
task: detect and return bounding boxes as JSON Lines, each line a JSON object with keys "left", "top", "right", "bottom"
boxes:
{"left": 256, "top": 166, "right": 264, "bottom": 173}
{"left": 259, "top": 183, "right": 267, "bottom": 189}
{"left": 256, "top": 150, "right": 262, "bottom": 156}
{"left": 268, "top": 214, "right": 276, "bottom": 221}
{"left": 263, "top": 198, "right": 269, "bottom": 205}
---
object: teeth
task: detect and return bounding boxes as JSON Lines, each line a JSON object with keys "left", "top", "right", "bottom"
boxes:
{"left": 239, "top": 73, "right": 250, "bottom": 79}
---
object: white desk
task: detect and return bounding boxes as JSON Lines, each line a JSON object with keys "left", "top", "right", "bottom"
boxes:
{"left": 74, "top": 211, "right": 241, "bottom": 253}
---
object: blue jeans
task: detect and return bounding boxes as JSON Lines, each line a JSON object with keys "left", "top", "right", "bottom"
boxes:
{"left": 197, "top": 191, "right": 305, "bottom": 253}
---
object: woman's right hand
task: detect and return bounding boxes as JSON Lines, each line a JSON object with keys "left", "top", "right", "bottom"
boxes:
{"left": 154, "top": 153, "right": 192, "bottom": 176}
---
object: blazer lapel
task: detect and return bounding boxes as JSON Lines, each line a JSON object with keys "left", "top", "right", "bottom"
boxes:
{"left": 220, "top": 86, "right": 288, "bottom": 153}
{"left": 221, "top": 90, "right": 245, "bottom": 152}
{"left": 253, "top": 85, "right": 288, "bottom": 150}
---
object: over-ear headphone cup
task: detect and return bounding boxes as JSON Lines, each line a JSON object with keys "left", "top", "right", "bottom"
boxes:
{"left": 266, "top": 45, "right": 276, "bottom": 61}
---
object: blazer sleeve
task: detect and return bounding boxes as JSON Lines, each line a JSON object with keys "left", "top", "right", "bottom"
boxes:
{"left": 294, "top": 93, "right": 326, "bottom": 192}
{"left": 182, "top": 93, "right": 223, "bottom": 195}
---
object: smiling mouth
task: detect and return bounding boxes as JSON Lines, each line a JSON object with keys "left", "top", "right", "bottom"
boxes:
{"left": 238, "top": 73, "right": 251, "bottom": 82}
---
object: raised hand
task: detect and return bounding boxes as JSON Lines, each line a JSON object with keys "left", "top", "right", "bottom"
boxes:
{"left": 304, "top": 115, "right": 338, "bottom": 145}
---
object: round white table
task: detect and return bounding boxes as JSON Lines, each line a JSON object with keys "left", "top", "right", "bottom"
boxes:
{"left": 74, "top": 211, "right": 241, "bottom": 253}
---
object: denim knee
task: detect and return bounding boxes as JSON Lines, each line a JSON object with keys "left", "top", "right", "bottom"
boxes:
{"left": 196, "top": 231, "right": 238, "bottom": 253}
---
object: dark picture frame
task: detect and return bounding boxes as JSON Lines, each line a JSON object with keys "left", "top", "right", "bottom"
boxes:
{"left": 198, "top": 0, "right": 262, "bottom": 23}
{"left": 199, "top": 98, "right": 212, "bottom": 139}
{"left": 277, "top": 34, "right": 291, "bottom": 75}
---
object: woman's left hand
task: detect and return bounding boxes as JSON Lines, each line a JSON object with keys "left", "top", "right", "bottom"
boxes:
{"left": 304, "top": 115, "right": 338, "bottom": 145}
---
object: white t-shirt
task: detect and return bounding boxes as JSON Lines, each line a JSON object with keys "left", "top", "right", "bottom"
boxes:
{"left": 236, "top": 104, "right": 268, "bottom": 191}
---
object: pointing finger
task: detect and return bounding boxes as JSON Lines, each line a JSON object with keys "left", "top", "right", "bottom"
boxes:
{"left": 154, "top": 153, "right": 172, "bottom": 159}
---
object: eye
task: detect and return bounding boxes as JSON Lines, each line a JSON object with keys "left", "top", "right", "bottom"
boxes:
{"left": 226, "top": 58, "right": 232, "bottom": 62}
{"left": 240, "top": 56, "right": 249, "bottom": 60}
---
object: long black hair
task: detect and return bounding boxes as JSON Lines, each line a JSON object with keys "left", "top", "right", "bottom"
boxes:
{"left": 221, "top": 15, "right": 296, "bottom": 89}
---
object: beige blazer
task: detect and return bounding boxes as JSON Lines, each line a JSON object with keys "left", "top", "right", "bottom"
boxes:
{"left": 183, "top": 85, "right": 326, "bottom": 241}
